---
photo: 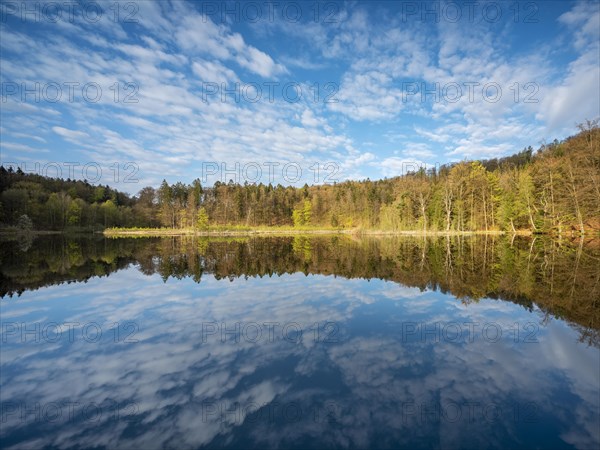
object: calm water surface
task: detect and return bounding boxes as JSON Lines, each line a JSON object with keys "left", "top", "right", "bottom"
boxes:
{"left": 1, "top": 235, "right": 599, "bottom": 449}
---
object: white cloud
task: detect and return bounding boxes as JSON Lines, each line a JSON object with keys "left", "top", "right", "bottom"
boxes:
{"left": 539, "top": 2, "right": 600, "bottom": 130}
{"left": 0, "top": 142, "right": 49, "bottom": 153}
{"left": 300, "top": 109, "right": 324, "bottom": 128}
{"left": 329, "top": 71, "right": 404, "bottom": 121}
{"left": 191, "top": 59, "right": 239, "bottom": 85}
{"left": 52, "top": 126, "right": 90, "bottom": 142}
{"left": 558, "top": 1, "right": 600, "bottom": 51}
{"left": 380, "top": 157, "right": 428, "bottom": 177}
{"left": 174, "top": 13, "right": 286, "bottom": 78}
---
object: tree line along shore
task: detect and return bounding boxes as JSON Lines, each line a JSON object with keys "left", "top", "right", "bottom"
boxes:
{"left": 1, "top": 123, "right": 599, "bottom": 236}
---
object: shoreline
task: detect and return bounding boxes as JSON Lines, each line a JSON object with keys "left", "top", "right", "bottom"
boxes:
{"left": 102, "top": 228, "right": 521, "bottom": 237}
{"left": 2, "top": 228, "right": 596, "bottom": 238}
{"left": 102, "top": 227, "right": 599, "bottom": 238}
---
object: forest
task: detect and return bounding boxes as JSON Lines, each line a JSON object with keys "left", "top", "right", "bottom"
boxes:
{"left": 1, "top": 122, "right": 599, "bottom": 234}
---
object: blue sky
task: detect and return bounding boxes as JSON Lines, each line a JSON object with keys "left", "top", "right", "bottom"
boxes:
{"left": 1, "top": 0, "right": 599, "bottom": 193}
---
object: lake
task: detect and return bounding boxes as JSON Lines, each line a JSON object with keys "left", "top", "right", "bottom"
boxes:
{"left": 1, "top": 234, "right": 599, "bottom": 449}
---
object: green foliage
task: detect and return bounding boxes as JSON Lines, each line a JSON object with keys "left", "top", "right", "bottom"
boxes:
{"left": 16, "top": 214, "right": 33, "bottom": 231}
{"left": 292, "top": 200, "right": 312, "bottom": 227}
{"left": 100, "top": 200, "right": 118, "bottom": 227}
{"left": 67, "top": 199, "right": 84, "bottom": 225}
{"left": 195, "top": 207, "right": 209, "bottom": 231}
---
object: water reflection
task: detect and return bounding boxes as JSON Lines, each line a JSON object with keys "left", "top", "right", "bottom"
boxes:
{"left": 1, "top": 235, "right": 599, "bottom": 449}
{"left": 2, "top": 235, "right": 599, "bottom": 345}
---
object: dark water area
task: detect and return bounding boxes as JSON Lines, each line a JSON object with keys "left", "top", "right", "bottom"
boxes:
{"left": 1, "top": 234, "right": 599, "bottom": 449}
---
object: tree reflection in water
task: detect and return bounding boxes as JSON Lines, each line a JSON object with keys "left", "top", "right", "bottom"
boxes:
{"left": 1, "top": 234, "right": 598, "bottom": 345}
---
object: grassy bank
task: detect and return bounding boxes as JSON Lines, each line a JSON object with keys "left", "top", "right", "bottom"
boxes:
{"left": 102, "top": 226, "right": 521, "bottom": 237}
{"left": 104, "top": 226, "right": 346, "bottom": 237}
